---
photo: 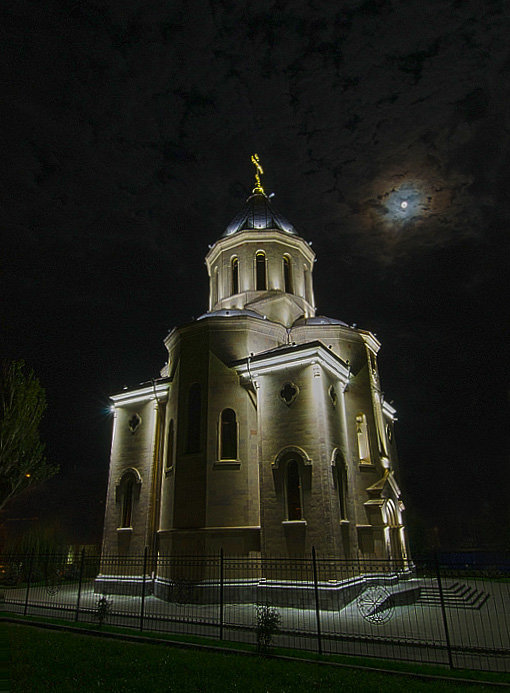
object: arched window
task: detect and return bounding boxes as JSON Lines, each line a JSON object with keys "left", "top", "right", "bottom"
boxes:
{"left": 335, "top": 453, "right": 348, "bottom": 520}
{"left": 219, "top": 408, "right": 237, "bottom": 460}
{"left": 304, "top": 266, "right": 312, "bottom": 303}
{"left": 385, "top": 499, "right": 405, "bottom": 562}
{"left": 283, "top": 255, "right": 292, "bottom": 293}
{"left": 231, "top": 257, "right": 239, "bottom": 294}
{"left": 120, "top": 474, "right": 135, "bottom": 528}
{"left": 165, "top": 419, "right": 174, "bottom": 471}
{"left": 256, "top": 251, "right": 266, "bottom": 290}
{"left": 356, "top": 413, "right": 371, "bottom": 463}
{"left": 286, "top": 459, "right": 302, "bottom": 520}
{"left": 212, "top": 266, "right": 218, "bottom": 307}
{"left": 186, "top": 384, "right": 201, "bottom": 453}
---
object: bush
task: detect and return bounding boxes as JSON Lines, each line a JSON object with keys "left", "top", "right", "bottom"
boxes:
{"left": 256, "top": 605, "right": 281, "bottom": 654}
{"left": 95, "top": 596, "right": 111, "bottom": 628}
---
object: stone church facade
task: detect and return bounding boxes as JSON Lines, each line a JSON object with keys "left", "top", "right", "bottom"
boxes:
{"left": 97, "top": 171, "right": 409, "bottom": 594}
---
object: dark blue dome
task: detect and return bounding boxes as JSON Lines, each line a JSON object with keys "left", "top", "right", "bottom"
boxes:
{"left": 197, "top": 309, "right": 267, "bottom": 321}
{"left": 223, "top": 193, "right": 298, "bottom": 237}
{"left": 293, "top": 315, "right": 349, "bottom": 327}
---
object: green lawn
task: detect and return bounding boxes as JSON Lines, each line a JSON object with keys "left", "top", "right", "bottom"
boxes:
{"left": 4, "top": 623, "right": 505, "bottom": 692}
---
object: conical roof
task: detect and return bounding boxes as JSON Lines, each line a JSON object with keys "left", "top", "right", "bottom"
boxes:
{"left": 223, "top": 193, "right": 298, "bottom": 237}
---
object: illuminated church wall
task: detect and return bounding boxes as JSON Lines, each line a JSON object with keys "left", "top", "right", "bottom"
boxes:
{"left": 98, "top": 162, "right": 409, "bottom": 585}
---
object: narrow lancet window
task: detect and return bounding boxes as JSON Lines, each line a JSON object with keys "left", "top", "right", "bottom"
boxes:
{"left": 256, "top": 252, "right": 266, "bottom": 290}
{"left": 231, "top": 257, "right": 239, "bottom": 294}
{"left": 283, "top": 256, "right": 292, "bottom": 293}
{"left": 304, "top": 266, "right": 312, "bottom": 304}
{"left": 356, "top": 413, "right": 371, "bottom": 463}
{"left": 212, "top": 267, "right": 218, "bottom": 307}
{"left": 120, "top": 475, "right": 134, "bottom": 527}
{"left": 286, "top": 460, "right": 302, "bottom": 520}
{"left": 220, "top": 408, "right": 237, "bottom": 460}
{"left": 186, "top": 384, "right": 201, "bottom": 453}
{"left": 336, "top": 457, "right": 348, "bottom": 520}
{"left": 165, "top": 419, "right": 174, "bottom": 471}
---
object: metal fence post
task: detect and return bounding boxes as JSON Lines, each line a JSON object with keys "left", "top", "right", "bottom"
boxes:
{"left": 434, "top": 552, "right": 454, "bottom": 669}
{"left": 219, "top": 548, "right": 224, "bottom": 641}
{"left": 23, "top": 552, "right": 34, "bottom": 617}
{"left": 140, "top": 546, "right": 148, "bottom": 632}
{"left": 312, "top": 546, "right": 323, "bottom": 655}
{"left": 74, "top": 548, "right": 86, "bottom": 622}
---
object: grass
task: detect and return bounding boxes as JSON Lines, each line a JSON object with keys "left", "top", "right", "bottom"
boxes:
{"left": 4, "top": 622, "right": 509, "bottom": 692}
{"left": 3, "top": 611, "right": 510, "bottom": 685}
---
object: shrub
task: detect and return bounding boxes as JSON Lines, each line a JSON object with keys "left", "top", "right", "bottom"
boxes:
{"left": 95, "top": 596, "right": 111, "bottom": 628}
{"left": 256, "top": 605, "right": 281, "bottom": 654}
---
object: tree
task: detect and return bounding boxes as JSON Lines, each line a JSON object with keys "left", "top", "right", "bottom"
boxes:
{"left": 0, "top": 360, "right": 58, "bottom": 511}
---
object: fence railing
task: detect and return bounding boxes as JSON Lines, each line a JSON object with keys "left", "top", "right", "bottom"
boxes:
{"left": 1, "top": 550, "right": 509, "bottom": 673}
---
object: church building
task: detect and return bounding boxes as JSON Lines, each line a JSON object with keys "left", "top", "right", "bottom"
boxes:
{"left": 97, "top": 158, "right": 409, "bottom": 594}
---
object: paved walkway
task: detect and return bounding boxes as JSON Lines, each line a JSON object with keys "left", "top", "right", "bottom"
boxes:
{"left": 3, "top": 576, "right": 509, "bottom": 672}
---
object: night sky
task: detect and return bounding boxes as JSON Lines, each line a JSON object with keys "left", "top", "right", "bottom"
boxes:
{"left": 1, "top": 0, "right": 509, "bottom": 550}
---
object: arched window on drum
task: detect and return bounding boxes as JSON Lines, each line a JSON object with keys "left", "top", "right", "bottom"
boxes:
{"left": 255, "top": 251, "right": 267, "bottom": 290}
{"left": 231, "top": 257, "right": 239, "bottom": 294}
{"left": 283, "top": 255, "right": 292, "bottom": 293}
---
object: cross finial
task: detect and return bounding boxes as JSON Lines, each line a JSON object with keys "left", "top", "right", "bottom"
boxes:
{"left": 251, "top": 153, "right": 265, "bottom": 195}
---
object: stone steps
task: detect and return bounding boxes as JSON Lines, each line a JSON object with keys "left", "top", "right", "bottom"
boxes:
{"left": 418, "top": 581, "right": 490, "bottom": 609}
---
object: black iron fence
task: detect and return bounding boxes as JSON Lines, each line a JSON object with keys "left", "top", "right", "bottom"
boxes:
{"left": 1, "top": 550, "right": 509, "bottom": 672}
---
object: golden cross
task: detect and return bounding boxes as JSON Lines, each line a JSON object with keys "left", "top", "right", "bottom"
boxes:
{"left": 251, "top": 153, "right": 265, "bottom": 194}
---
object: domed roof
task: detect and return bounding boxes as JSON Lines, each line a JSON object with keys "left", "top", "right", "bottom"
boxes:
{"left": 293, "top": 315, "right": 349, "bottom": 327}
{"left": 197, "top": 308, "right": 267, "bottom": 321}
{"left": 223, "top": 193, "right": 298, "bottom": 237}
